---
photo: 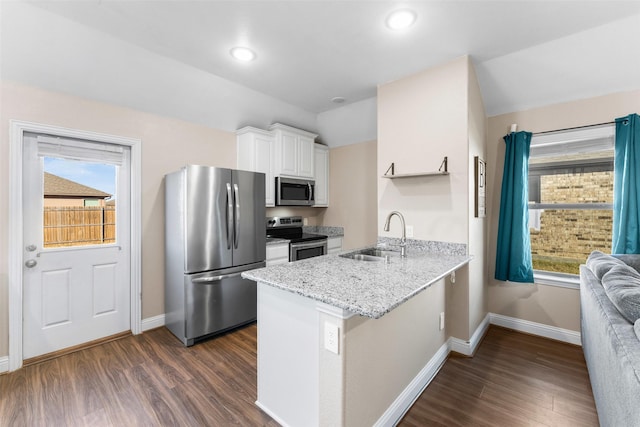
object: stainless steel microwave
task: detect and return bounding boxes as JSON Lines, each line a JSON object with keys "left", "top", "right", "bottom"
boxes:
{"left": 276, "top": 177, "right": 315, "bottom": 206}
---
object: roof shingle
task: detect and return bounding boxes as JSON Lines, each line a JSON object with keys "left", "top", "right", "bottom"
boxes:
{"left": 44, "top": 172, "right": 111, "bottom": 198}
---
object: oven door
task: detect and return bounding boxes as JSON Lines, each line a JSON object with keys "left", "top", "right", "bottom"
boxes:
{"left": 276, "top": 177, "right": 315, "bottom": 206}
{"left": 290, "top": 239, "right": 328, "bottom": 261}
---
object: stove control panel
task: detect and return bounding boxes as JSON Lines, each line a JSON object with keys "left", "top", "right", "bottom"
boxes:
{"left": 266, "top": 216, "right": 303, "bottom": 229}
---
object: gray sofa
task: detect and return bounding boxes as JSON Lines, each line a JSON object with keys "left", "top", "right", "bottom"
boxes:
{"left": 580, "top": 251, "right": 640, "bottom": 427}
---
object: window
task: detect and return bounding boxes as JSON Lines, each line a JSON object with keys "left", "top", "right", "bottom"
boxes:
{"left": 528, "top": 125, "right": 614, "bottom": 278}
{"left": 37, "top": 132, "right": 120, "bottom": 248}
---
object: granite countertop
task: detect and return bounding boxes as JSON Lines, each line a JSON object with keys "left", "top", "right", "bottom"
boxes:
{"left": 303, "top": 225, "right": 344, "bottom": 238}
{"left": 243, "top": 237, "right": 472, "bottom": 319}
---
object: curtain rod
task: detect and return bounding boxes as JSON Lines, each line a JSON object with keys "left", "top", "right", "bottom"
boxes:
{"left": 532, "top": 120, "right": 615, "bottom": 136}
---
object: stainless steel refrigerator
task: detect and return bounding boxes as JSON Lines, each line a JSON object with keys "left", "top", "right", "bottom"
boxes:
{"left": 164, "top": 165, "right": 266, "bottom": 346}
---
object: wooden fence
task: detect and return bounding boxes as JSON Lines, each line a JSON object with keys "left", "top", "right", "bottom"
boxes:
{"left": 44, "top": 206, "right": 115, "bottom": 247}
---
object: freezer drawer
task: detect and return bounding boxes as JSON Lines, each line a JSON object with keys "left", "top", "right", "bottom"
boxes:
{"left": 165, "top": 262, "right": 264, "bottom": 346}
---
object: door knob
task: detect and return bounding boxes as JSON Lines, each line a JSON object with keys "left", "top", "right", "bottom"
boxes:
{"left": 26, "top": 244, "right": 37, "bottom": 252}
{"left": 25, "top": 259, "right": 37, "bottom": 268}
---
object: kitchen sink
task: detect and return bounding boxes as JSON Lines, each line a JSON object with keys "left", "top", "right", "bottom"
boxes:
{"left": 339, "top": 247, "right": 399, "bottom": 262}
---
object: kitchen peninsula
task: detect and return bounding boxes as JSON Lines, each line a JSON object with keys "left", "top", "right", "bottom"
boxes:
{"left": 242, "top": 238, "right": 471, "bottom": 426}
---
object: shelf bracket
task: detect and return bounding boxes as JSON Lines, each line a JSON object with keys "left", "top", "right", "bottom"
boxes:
{"left": 384, "top": 162, "right": 395, "bottom": 176}
{"left": 439, "top": 156, "right": 448, "bottom": 173}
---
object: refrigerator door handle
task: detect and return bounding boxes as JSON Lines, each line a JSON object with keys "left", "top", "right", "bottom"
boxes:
{"left": 233, "top": 183, "right": 240, "bottom": 249}
{"left": 192, "top": 271, "right": 243, "bottom": 283}
{"left": 226, "top": 183, "right": 233, "bottom": 250}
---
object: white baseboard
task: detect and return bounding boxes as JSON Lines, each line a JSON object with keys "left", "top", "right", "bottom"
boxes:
{"left": 255, "top": 400, "right": 292, "bottom": 427}
{"left": 0, "top": 356, "right": 8, "bottom": 374}
{"left": 141, "top": 314, "right": 165, "bottom": 332}
{"left": 489, "top": 313, "right": 581, "bottom": 346}
{"left": 374, "top": 340, "right": 450, "bottom": 427}
{"left": 449, "top": 313, "right": 491, "bottom": 356}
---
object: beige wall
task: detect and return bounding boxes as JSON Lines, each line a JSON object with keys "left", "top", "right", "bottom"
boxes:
{"left": 378, "top": 56, "right": 488, "bottom": 342}
{"left": 343, "top": 279, "right": 447, "bottom": 426}
{"left": 320, "top": 140, "right": 378, "bottom": 250}
{"left": 377, "top": 57, "right": 469, "bottom": 244}
{"left": 0, "top": 81, "right": 237, "bottom": 357}
{"left": 467, "top": 61, "right": 488, "bottom": 337}
{"left": 487, "top": 89, "right": 640, "bottom": 331}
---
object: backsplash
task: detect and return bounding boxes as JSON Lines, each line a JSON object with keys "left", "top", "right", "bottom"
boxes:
{"left": 303, "top": 225, "right": 344, "bottom": 237}
{"left": 377, "top": 237, "right": 467, "bottom": 256}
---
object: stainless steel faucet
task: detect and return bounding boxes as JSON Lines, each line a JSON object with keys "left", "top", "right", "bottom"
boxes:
{"left": 384, "top": 211, "right": 407, "bottom": 257}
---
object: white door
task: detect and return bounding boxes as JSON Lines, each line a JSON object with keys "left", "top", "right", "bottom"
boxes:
{"left": 22, "top": 132, "right": 131, "bottom": 359}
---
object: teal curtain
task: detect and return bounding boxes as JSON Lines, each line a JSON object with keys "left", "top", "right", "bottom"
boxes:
{"left": 612, "top": 113, "right": 640, "bottom": 254}
{"left": 495, "top": 131, "right": 534, "bottom": 283}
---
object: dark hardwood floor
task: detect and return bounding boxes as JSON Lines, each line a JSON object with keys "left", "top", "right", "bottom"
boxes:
{"left": 399, "top": 326, "right": 598, "bottom": 427}
{"left": 0, "top": 324, "right": 598, "bottom": 426}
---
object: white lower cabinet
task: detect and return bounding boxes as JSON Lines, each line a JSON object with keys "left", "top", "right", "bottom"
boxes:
{"left": 266, "top": 243, "right": 289, "bottom": 266}
{"left": 327, "top": 236, "right": 343, "bottom": 255}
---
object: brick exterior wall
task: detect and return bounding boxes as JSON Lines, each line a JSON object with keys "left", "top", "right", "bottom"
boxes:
{"left": 530, "top": 171, "right": 613, "bottom": 262}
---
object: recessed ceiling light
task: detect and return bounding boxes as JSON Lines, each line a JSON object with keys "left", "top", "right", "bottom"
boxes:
{"left": 230, "top": 47, "right": 256, "bottom": 62}
{"left": 386, "top": 9, "right": 417, "bottom": 30}
{"left": 332, "top": 97, "right": 346, "bottom": 104}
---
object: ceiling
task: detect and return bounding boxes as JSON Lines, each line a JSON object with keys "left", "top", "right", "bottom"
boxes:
{"left": 23, "top": 0, "right": 640, "bottom": 116}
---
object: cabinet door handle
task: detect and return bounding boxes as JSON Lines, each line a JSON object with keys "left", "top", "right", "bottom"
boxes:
{"left": 226, "top": 183, "right": 233, "bottom": 250}
{"left": 234, "top": 184, "right": 240, "bottom": 249}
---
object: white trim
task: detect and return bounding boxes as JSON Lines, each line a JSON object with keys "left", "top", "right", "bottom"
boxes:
{"left": 374, "top": 341, "right": 449, "bottom": 427}
{"left": 8, "top": 120, "right": 142, "bottom": 371}
{"left": 449, "top": 313, "right": 491, "bottom": 356}
{"left": 0, "top": 356, "right": 8, "bottom": 374}
{"left": 489, "top": 313, "right": 581, "bottom": 346}
{"left": 533, "top": 271, "right": 580, "bottom": 290}
{"left": 141, "top": 314, "right": 166, "bottom": 332}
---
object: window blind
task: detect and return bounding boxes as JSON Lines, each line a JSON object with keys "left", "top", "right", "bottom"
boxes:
{"left": 530, "top": 124, "right": 614, "bottom": 159}
{"left": 34, "top": 133, "right": 125, "bottom": 166}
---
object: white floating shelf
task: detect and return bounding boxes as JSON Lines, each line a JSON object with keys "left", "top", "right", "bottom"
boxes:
{"left": 382, "top": 156, "right": 449, "bottom": 179}
{"left": 382, "top": 171, "right": 449, "bottom": 179}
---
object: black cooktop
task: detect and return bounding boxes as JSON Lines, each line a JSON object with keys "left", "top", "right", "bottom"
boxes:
{"left": 266, "top": 216, "right": 327, "bottom": 243}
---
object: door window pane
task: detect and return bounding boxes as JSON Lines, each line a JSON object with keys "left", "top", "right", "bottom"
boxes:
{"left": 43, "top": 157, "right": 116, "bottom": 248}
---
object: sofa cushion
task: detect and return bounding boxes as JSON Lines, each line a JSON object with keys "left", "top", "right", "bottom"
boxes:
{"left": 636, "top": 319, "right": 640, "bottom": 342}
{"left": 587, "top": 251, "right": 627, "bottom": 280}
{"left": 601, "top": 264, "right": 640, "bottom": 323}
{"left": 615, "top": 254, "right": 640, "bottom": 274}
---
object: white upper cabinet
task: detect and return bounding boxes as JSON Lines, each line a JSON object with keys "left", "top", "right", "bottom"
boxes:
{"left": 314, "top": 143, "right": 329, "bottom": 207}
{"left": 237, "top": 126, "right": 275, "bottom": 206}
{"left": 269, "top": 123, "right": 317, "bottom": 179}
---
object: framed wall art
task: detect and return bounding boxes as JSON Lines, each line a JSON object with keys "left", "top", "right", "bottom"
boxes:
{"left": 474, "top": 156, "right": 486, "bottom": 218}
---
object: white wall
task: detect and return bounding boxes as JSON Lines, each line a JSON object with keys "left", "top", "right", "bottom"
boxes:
{"left": 316, "top": 98, "right": 377, "bottom": 148}
{"left": 0, "top": 2, "right": 318, "bottom": 134}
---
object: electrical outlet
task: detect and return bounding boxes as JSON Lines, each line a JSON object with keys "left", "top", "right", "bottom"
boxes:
{"left": 303, "top": 217, "right": 308, "bottom": 225}
{"left": 406, "top": 225, "right": 414, "bottom": 238}
{"left": 439, "top": 312, "right": 445, "bottom": 331}
{"left": 325, "top": 322, "right": 339, "bottom": 354}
